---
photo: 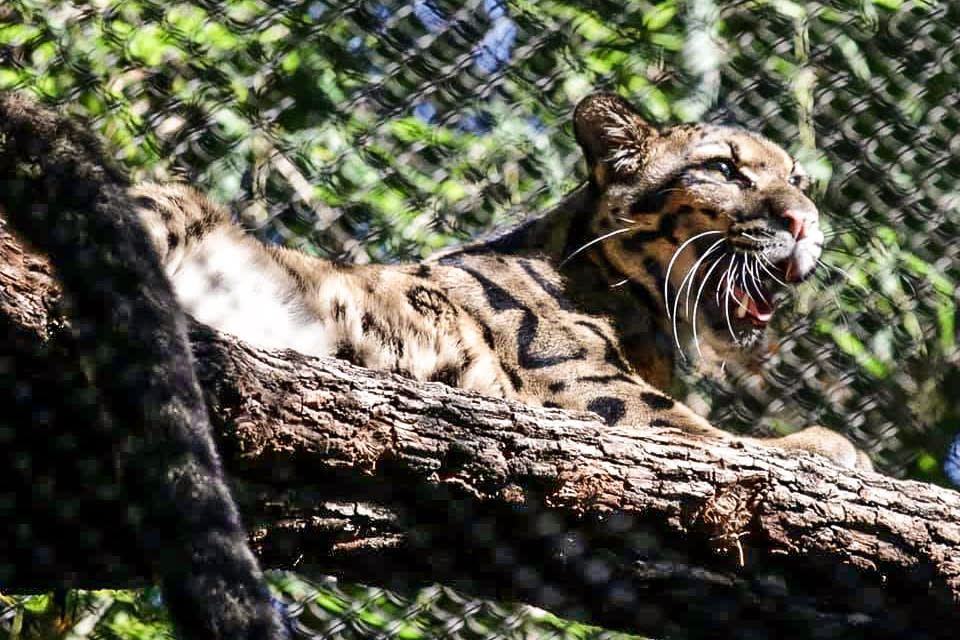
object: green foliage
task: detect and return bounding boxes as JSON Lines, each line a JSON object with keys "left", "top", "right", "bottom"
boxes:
{"left": 0, "top": 589, "right": 172, "bottom": 639}
{"left": 269, "top": 574, "right": 644, "bottom": 639}
{"left": 1, "top": 579, "right": 645, "bottom": 640}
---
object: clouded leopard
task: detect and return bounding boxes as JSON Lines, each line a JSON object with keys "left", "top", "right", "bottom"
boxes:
{"left": 134, "top": 92, "right": 870, "bottom": 470}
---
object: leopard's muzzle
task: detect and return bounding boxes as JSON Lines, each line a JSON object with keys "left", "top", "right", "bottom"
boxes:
{"left": 691, "top": 205, "right": 823, "bottom": 346}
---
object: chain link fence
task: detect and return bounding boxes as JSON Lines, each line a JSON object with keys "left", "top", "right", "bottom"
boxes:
{"left": 1, "top": 0, "right": 958, "bottom": 637}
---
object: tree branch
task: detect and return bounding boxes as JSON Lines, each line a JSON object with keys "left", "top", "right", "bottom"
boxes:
{"left": 2, "top": 226, "right": 959, "bottom": 639}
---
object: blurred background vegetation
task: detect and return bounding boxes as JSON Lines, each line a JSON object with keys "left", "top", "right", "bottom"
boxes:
{"left": 1, "top": 0, "right": 958, "bottom": 637}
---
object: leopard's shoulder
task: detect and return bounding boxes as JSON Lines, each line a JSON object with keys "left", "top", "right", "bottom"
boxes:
{"left": 131, "top": 92, "right": 869, "bottom": 471}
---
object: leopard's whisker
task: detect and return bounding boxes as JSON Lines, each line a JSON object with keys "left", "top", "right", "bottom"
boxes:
{"left": 615, "top": 216, "right": 638, "bottom": 225}
{"left": 664, "top": 230, "right": 723, "bottom": 318}
{"left": 610, "top": 277, "right": 630, "bottom": 288}
{"left": 821, "top": 245, "right": 860, "bottom": 259}
{"left": 692, "top": 251, "right": 730, "bottom": 359}
{"left": 747, "top": 256, "right": 769, "bottom": 305}
{"left": 560, "top": 226, "right": 635, "bottom": 266}
{"left": 684, "top": 237, "right": 727, "bottom": 317}
{"left": 818, "top": 258, "right": 910, "bottom": 311}
{"left": 671, "top": 250, "right": 708, "bottom": 353}
{"left": 730, "top": 258, "right": 750, "bottom": 312}
{"left": 816, "top": 258, "right": 869, "bottom": 293}
{"left": 723, "top": 255, "right": 739, "bottom": 342}
{"left": 826, "top": 285, "right": 851, "bottom": 328}
{"left": 715, "top": 255, "right": 727, "bottom": 307}
{"left": 739, "top": 254, "right": 753, "bottom": 309}
{"left": 757, "top": 254, "right": 788, "bottom": 288}
{"left": 821, "top": 223, "right": 866, "bottom": 239}
{"left": 671, "top": 243, "right": 718, "bottom": 358}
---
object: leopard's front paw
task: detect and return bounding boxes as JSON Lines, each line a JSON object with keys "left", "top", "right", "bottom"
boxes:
{"left": 769, "top": 425, "right": 873, "bottom": 471}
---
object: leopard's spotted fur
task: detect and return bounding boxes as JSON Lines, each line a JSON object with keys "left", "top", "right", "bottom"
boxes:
{"left": 133, "top": 92, "right": 871, "bottom": 470}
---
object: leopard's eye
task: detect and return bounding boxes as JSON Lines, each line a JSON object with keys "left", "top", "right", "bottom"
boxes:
{"left": 788, "top": 174, "right": 805, "bottom": 188}
{"left": 704, "top": 159, "right": 736, "bottom": 180}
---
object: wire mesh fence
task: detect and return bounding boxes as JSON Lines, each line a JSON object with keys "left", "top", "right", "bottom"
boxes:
{"left": 0, "top": 0, "right": 958, "bottom": 637}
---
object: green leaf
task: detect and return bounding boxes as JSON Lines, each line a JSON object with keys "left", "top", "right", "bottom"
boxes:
{"left": 768, "top": 0, "right": 807, "bottom": 20}
{"left": 833, "top": 330, "right": 864, "bottom": 357}
{"left": 127, "top": 25, "right": 170, "bottom": 66}
{"left": 915, "top": 452, "right": 937, "bottom": 472}
{"left": 202, "top": 21, "right": 238, "bottom": 50}
{"left": 651, "top": 32, "right": 684, "bottom": 50}
{"left": 938, "top": 305, "right": 955, "bottom": 352}
{"left": 282, "top": 50, "right": 301, "bottom": 73}
{"left": 643, "top": 3, "right": 677, "bottom": 31}
{"left": 575, "top": 14, "right": 616, "bottom": 42}
{"left": 22, "top": 594, "right": 51, "bottom": 613}
{"left": 30, "top": 41, "right": 57, "bottom": 67}
{"left": 0, "top": 23, "right": 42, "bottom": 45}
{"left": 310, "top": 592, "right": 348, "bottom": 614}
{"left": 0, "top": 69, "right": 23, "bottom": 89}
{"left": 835, "top": 35, "right": 871, "bottom": 81}
{"left": 259, "top": 23, "right": 290, "bottom": 45}
{"left": 875, "top": 226, "right": 897, "bottom": 246}
{"left": 166, "top": 5, "right": 208, "bottom": 33}
{"left": 862, "top": 356, "right": 889, "bottom": 378}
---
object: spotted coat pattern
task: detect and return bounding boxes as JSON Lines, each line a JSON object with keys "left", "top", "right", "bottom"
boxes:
{"left": 132, "top": 93, "right": 871, "bottom": 470}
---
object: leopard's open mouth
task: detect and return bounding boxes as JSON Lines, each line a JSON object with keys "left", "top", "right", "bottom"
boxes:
{"left": 698, "top": 257, "right": 784, "bottom": 338}
{"left": 687, "top": 250, "right": 811, "bottom": 349}
{"left": 726, "top": 276, "right": 775, "bottom": 325}
{"left": 665, "top": 221, "right": 822, "bottom": 353}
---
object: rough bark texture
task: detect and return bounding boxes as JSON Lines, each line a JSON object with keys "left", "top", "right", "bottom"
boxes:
{"left": 2, "top": 226, "right": 959, "bottom": 639}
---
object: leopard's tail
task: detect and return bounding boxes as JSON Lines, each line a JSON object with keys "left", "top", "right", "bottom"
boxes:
{"left": 0, "top": 92, "right": 286, "bottom": 639}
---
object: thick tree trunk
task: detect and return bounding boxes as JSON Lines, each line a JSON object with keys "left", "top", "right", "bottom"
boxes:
{"left": 1, "top": 227, "right": 959, "bottom": 639}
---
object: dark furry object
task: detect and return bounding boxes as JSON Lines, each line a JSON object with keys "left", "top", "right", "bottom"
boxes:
{"left": 0, "top": 92, "right": 286, "bottom": 639}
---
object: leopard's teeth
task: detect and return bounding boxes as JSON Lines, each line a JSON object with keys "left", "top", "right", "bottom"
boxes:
{"left": 735, "top": 292, "right": 749, "bottom": 319}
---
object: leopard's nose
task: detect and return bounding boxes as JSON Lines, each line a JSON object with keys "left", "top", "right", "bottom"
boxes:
{"left": 782, "top": 208, "right": 818, "bottom": 241}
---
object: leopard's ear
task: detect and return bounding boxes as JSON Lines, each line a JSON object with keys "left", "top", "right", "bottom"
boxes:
{"left": 574, "top": 93, "right": 655, "bottom": 187}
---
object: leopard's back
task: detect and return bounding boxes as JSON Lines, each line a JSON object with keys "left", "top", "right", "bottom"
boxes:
{"left": 133, "top": 92, "right": 871, "bottom": 470}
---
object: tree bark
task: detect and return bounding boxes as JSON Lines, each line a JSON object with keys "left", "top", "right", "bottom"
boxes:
{"left": 1, "top": 226, "right": 959, "bottom": 639}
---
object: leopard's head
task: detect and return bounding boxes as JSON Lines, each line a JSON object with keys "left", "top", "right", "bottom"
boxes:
{"left": 573, "top": 93, "right": 823, "bottom": 358}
